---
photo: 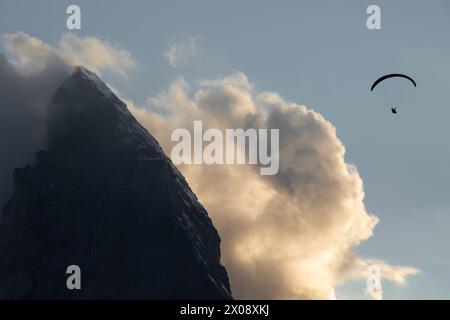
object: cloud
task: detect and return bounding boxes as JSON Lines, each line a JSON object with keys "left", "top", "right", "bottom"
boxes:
{"left": 57, "top": 33, "right": 135, "bottom": 76}
{"left": 0, "top": 53, "right": 69, "bottom": 208}
{"left": 0, "top": 32, "right": 135, "bottom": 208}
{"left": 3, "top": 32, "right": 67, "bottom": 75}
{"left": 197, "top": 72, "right": 253, "bottom": 92}
{"left": 351, "top": 259, "right": 419, "bottom": 300}
{"left": 164, "top": 36, "right": 201, "bottom": 68}
{"left": 3, "top": 32, "right": 135, "bottom": 77}
{"left": 127, "top": 74, "right": 419, "bottom": 299}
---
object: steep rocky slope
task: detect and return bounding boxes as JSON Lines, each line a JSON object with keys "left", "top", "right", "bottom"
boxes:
{"left": 0, "top": 66, "right": 231, "bottom": 299}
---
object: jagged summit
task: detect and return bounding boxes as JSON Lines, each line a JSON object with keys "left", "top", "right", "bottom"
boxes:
{"left": 0, "top": 66, "right": 232, "bottom": 299}
{"left": 49, "top": 66, "right": 159, "bottom": 151}
{"left": 68, "top": 66, "right": 120, "bottom": 102}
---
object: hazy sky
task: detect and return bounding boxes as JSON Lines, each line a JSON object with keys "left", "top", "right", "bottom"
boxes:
{"left": 1, "top": 0, "right": 450, "bottom": 299}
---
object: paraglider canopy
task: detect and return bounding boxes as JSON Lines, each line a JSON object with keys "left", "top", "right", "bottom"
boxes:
{"left": 371, "top": 74, "right": 416, "bottom": 91}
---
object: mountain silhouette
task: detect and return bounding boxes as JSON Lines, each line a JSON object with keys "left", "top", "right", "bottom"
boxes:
{"left": 0, "top": 66, "right": 232, "bottom": 299}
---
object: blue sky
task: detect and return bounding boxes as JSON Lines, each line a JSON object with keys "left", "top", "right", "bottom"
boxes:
{"left": 1, "top": 0, "right": 450, "bottom": 299}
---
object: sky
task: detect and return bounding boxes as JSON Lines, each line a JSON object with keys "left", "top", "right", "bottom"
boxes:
{"left": 1, "top": 0, "right": 450, "bottom": 299}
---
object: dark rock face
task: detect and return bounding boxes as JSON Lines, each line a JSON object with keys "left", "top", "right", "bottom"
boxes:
{"left": 0, "top": 67, "right": 231, "bottom": 299}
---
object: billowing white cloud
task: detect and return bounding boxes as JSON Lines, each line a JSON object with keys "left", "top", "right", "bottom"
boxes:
{"left": 197, "top": 72, "right": 253, "bottom": 92}
{"left": 351, "top": 259, "right": 419, "bottom": 300}
{"left": 127, "top": 74, "right": 419, "bottom": 299}
{"left": 57, "top": 33, "right": 135, "bottom": 76}
{"left": 3, "top": 32, "right": 135, "bottom": 76}
{"left": 3, "top": 32, "right": 65, "bottom": 75}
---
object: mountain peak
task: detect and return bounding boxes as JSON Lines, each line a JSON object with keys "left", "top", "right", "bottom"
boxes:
{"left": 70, "top": 66, "right": 114, "bottom": 96}
{"left": 73, "top": 65, "right": 94, "bottom": 76}
{"left": 73, "top": 65, "right": 93, "bottom": 75}
{"left": 48, "top": 66, "right": 147, "bottom": 151}
{"left": 60, "top": 66, "right": 117, "bottom": 101}
{"left": 0, "top": 68, "right": 232, "bottom": 299}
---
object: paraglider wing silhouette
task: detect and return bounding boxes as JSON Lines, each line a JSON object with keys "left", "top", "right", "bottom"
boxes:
{"left": 371, "top": 74, "right": 417, "bottom": 91}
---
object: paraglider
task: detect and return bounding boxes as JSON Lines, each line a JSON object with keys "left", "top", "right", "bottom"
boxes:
{"left": 371, "top": 74, "right": 416, "bottom": 114}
